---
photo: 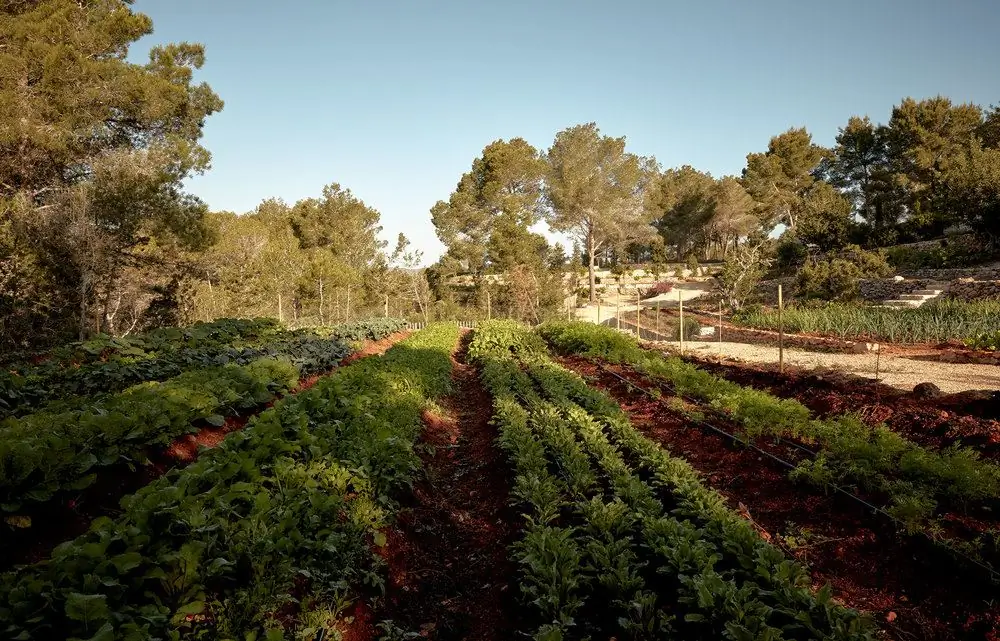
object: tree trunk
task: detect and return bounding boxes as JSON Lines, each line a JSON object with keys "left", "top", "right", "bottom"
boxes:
{"left": 587, "top": 226, "right": 597, "bottom": 303}
{"left": 318, "top": 278, "right": 325, "bottom": 324}
{"left": 78, "top": 272, "right": 90, "bottom": 341}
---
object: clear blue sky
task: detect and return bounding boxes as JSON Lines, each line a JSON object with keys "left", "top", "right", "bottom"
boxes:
{"left": 131, "top": 0, "right": 999, "bottom": 262}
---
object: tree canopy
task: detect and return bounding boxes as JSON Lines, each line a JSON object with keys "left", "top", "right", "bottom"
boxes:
{"left": 544, "top": 123, "right": 656, "bottom": 301}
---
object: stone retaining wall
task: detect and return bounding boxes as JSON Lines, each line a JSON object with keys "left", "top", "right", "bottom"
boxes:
{"left": 901, "top": 267, "right": 1000, "bottom": 280}
{"left": 947, "top": 280, "right": 1000, "bottom": 301}
{"left": 858, "top": 278, "right": 928, "bottom": 301}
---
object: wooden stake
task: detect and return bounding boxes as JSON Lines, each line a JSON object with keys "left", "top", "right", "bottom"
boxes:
{"left": 384, "top": 294, "right": 389, "bottom": 318}
{"left": 346, "top": 286, "right": 351, "bottom": 322}
{"left": 655, "top": 299, "right": 660, "bottom": 338}
{"left": 486, "top": 289, "right": 491, "bottom": 320}
{"left": 616, "top": 299, "right": 621, "bottom": 330}
{"left": 678, "top": 289, "right": 684, "bottom": 355}
{"left": 597, "top": 301, "right": 601, "bottom": 324}
{"left": 636, "top": 289, "right": 641, "bottom": 338}
{"left": 719, "top": 300, "right": 723, "bottom": 355}
{"left": 778, "top": 284, "right": 785, "bottom": 373}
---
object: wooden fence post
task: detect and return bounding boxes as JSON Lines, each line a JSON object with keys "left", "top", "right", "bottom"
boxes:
{"left": 778, "top": 284, "right": 785, "bottom": 373}
{"left": 636, "top": 289, "right": 641, "bottom": 339}
{"left": 718, "top": 300, "right": 723, "bottom": 355}
{"left": 678, "top": 289, "right": 684, "bottom": 355}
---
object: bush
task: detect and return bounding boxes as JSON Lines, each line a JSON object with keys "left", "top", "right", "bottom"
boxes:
{"left": 797, "top": 245, "right": 892, "bottom": 301}
{"left": 775, "top": 237, "right": 807, "bottom": 275}
{"left": 886, "top": 237, "right": 990, "bottom": 271}
{"left": 685, "top": 254, "right": 699, "bottom": 273}
{"left": 642, "top": 281, "right": 674, "bottom": 299}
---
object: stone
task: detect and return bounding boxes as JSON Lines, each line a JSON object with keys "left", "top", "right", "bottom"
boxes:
{"left": 698, "top": 326, "right": 716, "bottom": 336}
{"left": 912, "top": 382, "right": 944, "bottom": 399}
{"left": 893, "top": 275, "right": 904, "bottom": 282}
{"left": 849, "top": 341, "right": 879, "bottom": 354}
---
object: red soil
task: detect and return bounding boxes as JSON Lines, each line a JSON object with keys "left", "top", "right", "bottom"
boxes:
{"left": 370, "top": 331, "right": 519, "bottom": 641}
{"left": 556, "top": 354, "right": 1000, "bottom": 641}
{"left": 1, "top": 331, "right": 411, "bottom": 571}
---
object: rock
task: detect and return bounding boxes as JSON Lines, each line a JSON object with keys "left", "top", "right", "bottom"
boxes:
{"left": 850, "top": 342, "right": 880, "bottom": 354}
{"left": 698, "top": 326, "right": 716, "bottom": 336}
{"left": 893, "top": 275, "right": 904, "bottom": 282}
{"left": 913, "top": 382, "right": 944, "bottom": 399}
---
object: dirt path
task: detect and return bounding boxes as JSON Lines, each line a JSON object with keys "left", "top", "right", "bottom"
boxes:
{"left": 2, "top": 331, "right": 412, "bottom": 571}
{"left": 375, "top": 332, "right": 517, "bottom": 641}
{"left": 555, "top": 355, "right": 1000, "bottom": 641}
{"left": 658, "top": 339, "right": 1000, "bottom": 393}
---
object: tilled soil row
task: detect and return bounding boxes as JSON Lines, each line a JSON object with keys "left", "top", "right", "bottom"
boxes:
{"left": 555, "top": 354, "right": 1000, "bottom": 641}
{"left": 369, "top": 331, "right": 519, "bottom": 641}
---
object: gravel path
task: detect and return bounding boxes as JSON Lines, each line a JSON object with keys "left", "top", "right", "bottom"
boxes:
{"left": 658, "top": 340, "right": 1000, "bottom": 393}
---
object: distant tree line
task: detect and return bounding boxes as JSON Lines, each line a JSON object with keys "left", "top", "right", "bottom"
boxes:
{"left": 4, "top": 1, "right": 998, "bottom": 349}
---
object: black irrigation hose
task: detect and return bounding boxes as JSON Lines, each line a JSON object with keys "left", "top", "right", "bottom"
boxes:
{"left": 587, "top": 358, "right": 1000, "bottom": 583}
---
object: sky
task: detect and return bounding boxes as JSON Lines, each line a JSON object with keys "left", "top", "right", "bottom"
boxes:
{"left": 130, "top": 0, "right": 1000, "bottom": 263}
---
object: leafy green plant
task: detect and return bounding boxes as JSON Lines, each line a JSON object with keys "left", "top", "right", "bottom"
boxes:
{"left": 469, "top": 320, "right": 875, "bottom": 640}
{"left": 0, "top": 324, "right": 460, "bottom": 640}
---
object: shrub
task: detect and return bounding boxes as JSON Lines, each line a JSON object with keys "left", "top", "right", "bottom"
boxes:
{"left": 718, "top": 240, "right": 771, "bottom": 309}
{"left": 775, "top": 237, "right": 807, "bottom": 275}
{"left": 886, "top": 237, "right": 990, "bottom": 271}
{"left": 642, "top": 281, "right": 674, "bottom": 299}
{"left": 797, "top": 245, "right": 892, "bottom": 301}
{"left": 685, "top": 254, "right": 699, "bottom": 274}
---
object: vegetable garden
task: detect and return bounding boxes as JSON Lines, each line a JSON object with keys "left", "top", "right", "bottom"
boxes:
{"left": 1, "top": 319, "right": 996, "bottom": 640}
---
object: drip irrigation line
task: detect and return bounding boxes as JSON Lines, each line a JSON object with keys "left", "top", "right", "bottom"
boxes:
{"left": 585, "top": 358, "right": 1000, "bottom": 583}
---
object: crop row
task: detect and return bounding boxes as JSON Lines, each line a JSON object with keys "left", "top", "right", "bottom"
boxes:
{"left": 730, "top": 299, "right": 1000, "bottom": 344}
{"left": 0, "top": 318, "right": 408, "bottom": 418}
{"left": 538, "top": 322, "right": 1000, "bottom": 534}
{"left": 1, "top": 319, "right": 406, "bottom": 523}
{"left": 0, "top": 323, "right": 459, "bottom": 641}
{"left": 469, "top": 320, "right": 873, "bottom": 640}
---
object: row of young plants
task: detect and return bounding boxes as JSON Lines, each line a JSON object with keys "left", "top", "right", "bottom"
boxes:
{"left": 0, "top": 318, "right": 407, "bottom": 418}
{"left": 2, "top": 318, "right": 284, "bottom": 370}
{"left": 729, "top": 299, "right": 1000, "bottom": 344}
{"left": 0, "top": 323, "right": 460, "bottom": 641}
{"left": 468, "top": 320, "right": 873, "bottom": 640}
{"left": 0, "top": 319, "right": 406, "bottom": 522}
{"left": 537, "top": 322, "right": 1000, "bottom": 533}
{"left": 0, "top": 358, "right": 300, "bottom": 519}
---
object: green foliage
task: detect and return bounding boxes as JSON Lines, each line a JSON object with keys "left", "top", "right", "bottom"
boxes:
{"left": 0, "top": 0, "right": 224, "bottom": 347}
{"left": 733, "top": 298, "right": 1000, "bottom": 343}
{"left": 544, "top": 123, "right": 657, "bottom": 302}
{"left": 885, "top": 237, "right": 991, "bottom": 270}
{"left": 539, "top": 321, "right": 1000, "bottom": 537}
{"left": 0, "top": 324, "right": 460, "bottom": 640}
{"left": 774, "top": 236, "right": 807, "bottom": 275}
{"left": 965, "top": 330, "right": 1000, "bottom": 351}
{"left": 470, "top": 321, "right": 874, "bottom": 640}
{"left": 0, "top": 318, "right": 405, "bottom": 417}
{"left": 0, "top": 319, "right": 405, "bottom": 518}
{"left": 796, "top": 246, "right": 892, "bottom": 301}
{"left": 743, "top": 128, "right": 827, "bottom": 232}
